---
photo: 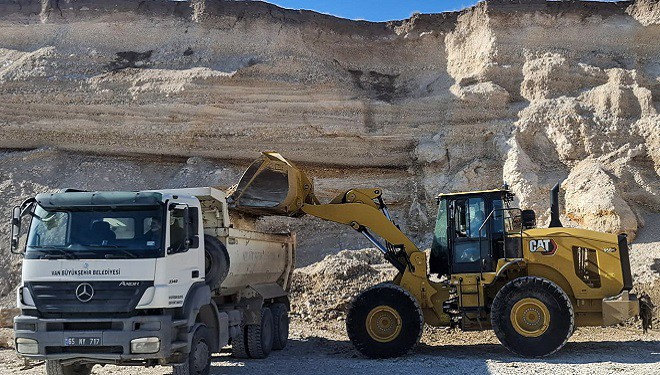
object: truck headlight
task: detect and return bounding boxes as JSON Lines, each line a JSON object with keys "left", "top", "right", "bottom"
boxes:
{"left": 130, "top": 337, "right": 160, "bottom": 354}
{"left": 16, "top": 338, "right": 39, "bottom": 354}
{"left": 22, "top": 287, "right": 36, "bottom": 307}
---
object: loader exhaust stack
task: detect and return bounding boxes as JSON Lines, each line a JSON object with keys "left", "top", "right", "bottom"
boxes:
{"left": 549, "top": 181, "right": 563, "bottom": 228}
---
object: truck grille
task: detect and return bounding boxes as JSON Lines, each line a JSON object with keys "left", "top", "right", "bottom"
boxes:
{"left": 25, "top": 281, "right": 153, "bottom": 314}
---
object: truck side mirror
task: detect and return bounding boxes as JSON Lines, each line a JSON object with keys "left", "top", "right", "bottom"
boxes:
{"left": 10, "top": 206, "right": 22, "bottom": 254}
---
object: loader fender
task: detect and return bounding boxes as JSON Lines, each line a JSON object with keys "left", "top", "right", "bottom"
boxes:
{"left": 526, "top": 263, "right": 574, "bottom": 299}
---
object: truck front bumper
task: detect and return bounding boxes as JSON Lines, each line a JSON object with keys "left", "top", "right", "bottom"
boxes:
{"left": 14, "top": 313, "right": 179, "bottom": 365}
{"left": 602, "top": 291, "right": 640, "bottom": 326}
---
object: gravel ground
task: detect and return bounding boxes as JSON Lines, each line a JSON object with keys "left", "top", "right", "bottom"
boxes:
{"left": 1, "top": 320, "right": 658, "bottom": 375}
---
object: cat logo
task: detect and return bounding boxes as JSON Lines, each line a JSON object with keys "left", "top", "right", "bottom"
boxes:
{"left": 529, "top": 239, "right": 558, "bottom": 255}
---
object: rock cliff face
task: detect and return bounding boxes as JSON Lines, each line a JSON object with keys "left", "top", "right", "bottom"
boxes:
{"left": 0, "top": 0, "right": 658, "bottom": 297}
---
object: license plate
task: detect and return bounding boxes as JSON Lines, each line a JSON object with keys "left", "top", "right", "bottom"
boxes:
{"left": 64, "top": 337, "right": 102, "bottom": 346}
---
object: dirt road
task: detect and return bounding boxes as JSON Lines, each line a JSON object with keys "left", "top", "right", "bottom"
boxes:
{"left": 2, "top": 320, "right": 658, "bottom": 375}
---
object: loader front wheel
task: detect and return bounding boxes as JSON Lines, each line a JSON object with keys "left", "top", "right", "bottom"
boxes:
{"left": 491, "top": 276, "right": 574, "bottom": 357}
{"left": 346, "top": 283, "right": 423, "bottom": 359}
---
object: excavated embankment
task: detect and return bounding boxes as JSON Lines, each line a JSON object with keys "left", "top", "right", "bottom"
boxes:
{"left": 0, "top": 0, "right": 659, "bottom": 308}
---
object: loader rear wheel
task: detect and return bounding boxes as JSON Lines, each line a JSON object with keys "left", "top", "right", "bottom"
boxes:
{"left": 346, "top": 283, "right": 423, "bottom": 359}
{"left": 246, "top": 307, "right": 274, "bottom": 359}
{"left": 46, "top": 361, "right": 93, "bottom": 375}
{"left": 491, "top": 276, "right": 574, "bottom": 357}
{"left": 203, "top": 235, "right": 230, "bottom": 289}
{"left": 270, "top": 303, "right": 289, "bottom": 350}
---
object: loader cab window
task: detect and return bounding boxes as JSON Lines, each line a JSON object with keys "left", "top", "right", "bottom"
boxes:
{"left": 430, "top": 198, "right": 450, "bottom": 276}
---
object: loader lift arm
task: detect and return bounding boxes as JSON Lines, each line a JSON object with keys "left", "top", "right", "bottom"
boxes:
{"left": 301, "top": 188, "right": 417, "bottom": 273}
{"left": 227, "top": 152, "right": 452, "bottom": 327}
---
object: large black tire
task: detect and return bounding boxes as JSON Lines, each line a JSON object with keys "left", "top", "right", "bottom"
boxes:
{"left": 270, "top": 303, "right": 289, "bottom": 350}
{"left": 246, "top": 307, "right": 274, "bottom": 359}
{"left": 203, "top": 235, "right": 230, "bottom": 288}
{"left": 231, "top": 325, "right": 249, "bottom": 359}
{"left": 46, "top": 361, "right": 93, "bottom": 375}
{"left": 491, "top": 276, "right": 574, "bottom": 357}
{"left": 173, "top": 325, "right": 212, "bottom": 375}
{"left": 346, "top": 283, "right": 424, "bottom": 359}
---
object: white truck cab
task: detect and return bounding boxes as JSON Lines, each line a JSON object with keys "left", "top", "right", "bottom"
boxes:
{"left": 11, "top": 187, "right": 294, "bottom": 375}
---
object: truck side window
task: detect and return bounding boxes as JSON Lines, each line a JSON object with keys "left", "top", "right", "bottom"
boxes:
{"left": 169, "top": 208, "right": 187, "bottom": 252}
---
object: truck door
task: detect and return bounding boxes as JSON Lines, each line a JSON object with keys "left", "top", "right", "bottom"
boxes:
{"left": 450, "top": 197, "right": 491, "bottom": 274}
{"left": 163, "top": 203, "right": 202, "bottom": 306}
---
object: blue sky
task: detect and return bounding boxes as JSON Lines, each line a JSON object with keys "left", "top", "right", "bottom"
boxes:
{"left": 265, "top": 1, "right": 481, "bottom": 22}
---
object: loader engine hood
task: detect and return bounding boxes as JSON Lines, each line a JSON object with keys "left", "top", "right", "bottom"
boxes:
{"left": 227, "top": 152, "right": 318, "bottom": 216}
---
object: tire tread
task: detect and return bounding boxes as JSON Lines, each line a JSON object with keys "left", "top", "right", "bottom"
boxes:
{"left": 346, "top": 282, "right": 424, "bottom": 358}
{"left": 491, "top": 276, "right": 574, "bottom": 357}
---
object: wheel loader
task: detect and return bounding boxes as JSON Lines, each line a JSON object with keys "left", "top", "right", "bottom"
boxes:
{"left": 227, "top": 152, "right": 652, "bottom": 358}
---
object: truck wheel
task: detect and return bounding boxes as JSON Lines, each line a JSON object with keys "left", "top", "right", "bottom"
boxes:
{"left": 346, "top": 283, "right": 424, "bottom": 359}
{"left": 231, "top": 325, "right": 249, "bottom": 359}
{"left": 173, "top": 325, "right": 212, "bottom": 375}
{"left": 246, "top": 307, "right": 274, "bottom": 359}
{"left": 46, "top": 361, "right": 93, "bottom": 375}
{"left": 491, "top": 276, "right": 574, "bottom": 357}
{"left": 203, "top": 235, "right": 230, "bottom": 288}
{"left": 270, "top": 303, "right": 289, "bottom": 350}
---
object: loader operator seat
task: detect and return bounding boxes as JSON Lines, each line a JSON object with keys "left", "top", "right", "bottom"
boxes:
{"left": 90, "top": 220, "right": 116, "bottom": 244}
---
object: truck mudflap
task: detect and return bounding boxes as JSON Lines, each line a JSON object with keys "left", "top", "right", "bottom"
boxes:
{"left": 602, "top": 291, "right": 640, "bottom": 327}
{"left": 226, "top": 152, "right": 318, "bottom": 216}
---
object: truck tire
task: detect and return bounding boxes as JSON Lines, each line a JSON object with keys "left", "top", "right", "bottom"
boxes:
{"left": 246, "top": 307, "right": 274, "bottom": 359}
{"left": 173, "top": 325, "right": 212, "bottom": 375}
{"left": 203, "top": 235, "right": 230, "bottom": 289}
{"left": 346, "top": 283, "right": 424, "bottom": 359}
{"left": 270, "top": 303, "right": 289, "bottom": 350}
{"left": 491, "top": 276, "right": 574, "bottom": 357}
{"left": 231, "top": 325, "right": 249, "bottom": 359}
{"left": 46, "top": 361, "right": 93, "bottom": 375}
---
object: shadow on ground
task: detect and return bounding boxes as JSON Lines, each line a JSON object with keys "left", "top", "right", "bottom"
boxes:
{"left": 203, "top": 336, "right": 660, "bottom": 374}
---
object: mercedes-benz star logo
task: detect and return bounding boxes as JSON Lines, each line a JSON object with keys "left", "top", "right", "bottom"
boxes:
{"left": 75, "top": 283, "right": 94, "bottom": 303}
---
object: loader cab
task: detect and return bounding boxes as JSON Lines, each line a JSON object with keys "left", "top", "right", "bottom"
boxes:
{"left": 430, "top": 189, "right": 523, "bottom": 276}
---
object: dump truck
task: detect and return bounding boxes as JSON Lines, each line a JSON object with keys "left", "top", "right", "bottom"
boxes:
{"left": 228, "top": 152, "right": 652, "bottom": 358}
{"left": 11, "top": 187, "right": 294, "bottom": 375}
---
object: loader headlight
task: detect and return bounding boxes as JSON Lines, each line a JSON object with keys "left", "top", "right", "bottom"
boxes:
{"left": 16, "top": 338, "right": 39, "bottom": 354}
{"left": 130, "top": 337, "right": 160, "bottom": 354}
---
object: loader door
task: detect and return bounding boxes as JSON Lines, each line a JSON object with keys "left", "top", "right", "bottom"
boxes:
{"left": 450, "top": 197, "right": 491, "bottom": 274}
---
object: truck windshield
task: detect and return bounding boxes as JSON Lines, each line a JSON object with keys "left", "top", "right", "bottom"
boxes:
{"left": 25, "top": 205, "right": 165, "bottom": 259}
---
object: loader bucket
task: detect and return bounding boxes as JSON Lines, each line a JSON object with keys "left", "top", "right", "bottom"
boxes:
{"left": 226, "top": 152, "right": 317, "bottom": 216}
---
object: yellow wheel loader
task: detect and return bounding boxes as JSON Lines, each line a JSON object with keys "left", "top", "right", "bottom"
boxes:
{"left": 227, "top": 152, "right": 652, "bottom": 358}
